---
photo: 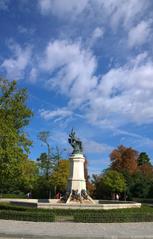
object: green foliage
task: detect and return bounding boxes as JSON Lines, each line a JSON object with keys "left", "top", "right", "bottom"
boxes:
{"left": 17, "top": 159, "right": 38, "bottom": 192}
{"left": 74, "top": 206, "right": 153, "bottom": 223}
{"left": 37, "top": 152, "right": 53, "bottom": 177}
{"left": 130, "top": 172, "right": 152, "bottom": 198}
{"left": 36, "top": 137, "right": 67, "bottom": 198}
{"left": 74, "top": 211, "right": 153, "bottom": 223}
{"left": 0, "top": 78, "right": 33, "bottom": 194}
{"left": 50, "top": 159, "right": 70, "bottom": 192}
{"left": 1, "top": 203, "right": 153, "bottom": 223}
{"left": 0, "top": 210, "right": 55, "bottom": 222}
{"left": 102, "top": 170, "right": 126, "bottom": 194}
{"left": 138, "top": 152, "right": 151, "bottom": 166}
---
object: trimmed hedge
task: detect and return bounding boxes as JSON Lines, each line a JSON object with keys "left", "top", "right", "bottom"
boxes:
{"left": 0, "top": 210, "right": 55, "bottom": 222}
{"left": 74, "top": 211, "right": 153, "bottom": 223}
{"left": 0, "top": 194, "right": 26, "bottom": 199}
{"left": 1, "top": 202, "right": 153, "bottom": 223}
{"left": 0, "top": 203, "right": 29, "bottom": 211}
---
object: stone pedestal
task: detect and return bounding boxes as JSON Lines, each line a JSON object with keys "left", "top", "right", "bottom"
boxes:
{"left": 66, "top": 153, "right": 95, "bottom": 204}
{"left": 67, "top": 153, "right": 86, "bottom": 193}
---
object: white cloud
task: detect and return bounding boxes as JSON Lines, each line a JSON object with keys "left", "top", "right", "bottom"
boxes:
{"left": 18, "top": 25, "right": 35, "bottom": 35}
{"left": 83, "top": 139, "right": 113, "bottom": 154}
{"left": 40, "top": 107, "right": 73, "bottom": 121}
{"left": 86, "top": 53, "right": 153, "bottom": 126}
{"left": 89, "top": 27, "right": 104, "bottom": 47}
{"left": 39, "top": 38, "right": 153, "bottom": 127}
{"left": 38, "top": 0, "right": 150, "bottom": 30}
{"left": 29, "top": 68, "right": 38, "bottom": 83}
{"left": 41, "top": 40, "right": 97, "bottom": 106}
{"left": 1, "top": 42, "right": 32, "bottom": 80}
{"left": 38, "top": 0, "right": 89, "bottom": 17}
{"left": 100, "top": 0, "right": 149, "bottom": 29}
{"left": 92, "top": 27, "right": 104, "bottom": 40}
{"left": 128, "top": 20, "right": 152, "bottom": 48}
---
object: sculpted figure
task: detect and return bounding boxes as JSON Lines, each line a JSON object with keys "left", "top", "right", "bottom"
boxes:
{"left": 68, "top": 129, "right": 83, "bottom": 154}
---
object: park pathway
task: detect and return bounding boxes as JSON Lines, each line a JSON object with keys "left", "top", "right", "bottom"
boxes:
{"left": 0, "top": 220, "right": 153, "bottom": 239}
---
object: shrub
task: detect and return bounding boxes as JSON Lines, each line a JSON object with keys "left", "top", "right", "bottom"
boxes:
{"left": 74, "top": 210, "right": 153, "bottom": 223}
{"left": 0, "top": 210, "right": 55, "bottom": 222}
{"left": 0, "top": 203, "right": 28, "bottom": 211}
{"left": 0, "top": 193, "right": 26, "bottom": 199}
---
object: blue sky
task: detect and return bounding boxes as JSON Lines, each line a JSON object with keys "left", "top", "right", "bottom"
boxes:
{"left": 0, "top": 0, "right": 153, "bottom": 175}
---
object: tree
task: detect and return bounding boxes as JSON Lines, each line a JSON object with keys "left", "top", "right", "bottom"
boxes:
{"left": 50, "top": 159, "right": 70, "bottom": 193}
{"left": 37, "top": 134, "right": 66, "bottom": 198}
{"left": 38, "top": 131, "right": 57, "bottom": 177}
{"left": 102, "top": 170, "right": 126, "bottom": 194}
{"left": 37, "top": 152, "right": 53, "bottom": 177}
{"left": 91, "top": 174, "right": 104, "bottom": 199}
{"left": 17, "top": 158, "right": 38, "bottom": 193}
{"left": 137, "top": 152, "right": 153, "bottom": 181}
{"left": 0, "top": 78, "right": 33, "bottom": 194}
{"left": 137, "top": 152, "right": 151, "bottom": 166}
{"left": 130, "top": 172, "right": 152, "bottom": 198}
{"left": 110, "top": 145, "right": 138, "bottom": 174}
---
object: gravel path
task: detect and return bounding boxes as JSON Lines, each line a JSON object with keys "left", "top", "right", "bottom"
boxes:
{"left": 0, "top": 220, "right": 153, "bottom": 239}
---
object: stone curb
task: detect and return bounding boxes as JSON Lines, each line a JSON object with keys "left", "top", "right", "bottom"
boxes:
{"left": 1, "top": 234, "right": 153, "bottom": 239}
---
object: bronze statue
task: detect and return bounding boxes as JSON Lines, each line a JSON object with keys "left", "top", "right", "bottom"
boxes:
{"left": 68, "top": 129, "right": 83, "bottom": 154}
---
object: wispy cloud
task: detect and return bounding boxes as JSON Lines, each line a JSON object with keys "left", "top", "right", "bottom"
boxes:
{"left": 38, "top": 0, "right": 89, "bottom": 17}
{"left": 83, "top": 138, "right": 113, "bottom": 154}
{"left": 128, "top": 20, "right": 152, "bottom": 48}
{"left": 38, "top": 0, "right": 150, "bottom": 31}
{"left": 1, "top": 41, "right": 32, "bottom": 80}
{"left": 40, "top": 40, "right": 97, "bottom": 106}
{"left": 87, "top": 53, "right": 153, "bottom": 126}
{"left": 39, "top": 38, "right": 153, "bottom": 127}
{"left": 40, "top": 107, "right": 73, "bottom": 121}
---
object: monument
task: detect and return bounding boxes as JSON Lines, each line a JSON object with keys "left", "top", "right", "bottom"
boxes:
{"left": 3, "top": 130, "right": 141, "bottom": 209}
{"left": 66, "top": 129, "right": 95, "bottom": 204}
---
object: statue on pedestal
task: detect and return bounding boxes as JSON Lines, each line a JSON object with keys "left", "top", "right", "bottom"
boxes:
{"left": 68, "top": 129, "right": 83, "bottom": 154}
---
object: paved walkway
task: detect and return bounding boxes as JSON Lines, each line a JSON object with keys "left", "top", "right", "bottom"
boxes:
{"left": 0, "top": 220, "right": 153, "bottom": 239}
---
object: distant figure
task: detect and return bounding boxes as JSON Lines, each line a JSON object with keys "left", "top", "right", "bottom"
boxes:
{"left": 26, "top": 192, "right": 32, "bottom": 199}
{"left": 116, "top": 193, "right": 119, "bottom": 200}
{"left": 56, "top": 192, "right": 61, "bottom": 199}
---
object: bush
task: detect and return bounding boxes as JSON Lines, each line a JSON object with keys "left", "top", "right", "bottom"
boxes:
{"left": 0, "top": 210, "right": 55, "bottom": 222}
{"left": 0, "top": 193, "right": 26, "bottom": 199}
{"left": 74, "top": 209, "right": 153, "bottom": 223}
{"left": 0, "top": 203, "right": 29, "bottom": 211}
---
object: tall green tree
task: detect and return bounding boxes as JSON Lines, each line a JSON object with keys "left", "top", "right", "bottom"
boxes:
{"left": 37, "top": 131, "right": 57, "bottom": 177}
{"left": 0, "top": 78, "right": 33, "bottom": 194}
{"left": 137, "top": 152, "right": 151, "bottom": 166}
{"left": 37, "top": 133, "right": 65, "bottom": 198}
{"left": 50, "top": 159, "right": 70, "bottom": 193}
{"left": 102, "top": 170, "right": 126, "bottom": 196}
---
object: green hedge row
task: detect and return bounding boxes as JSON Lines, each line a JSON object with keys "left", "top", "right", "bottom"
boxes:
{"left": 1, "top": 202, "right": 153, "bottom": 223}
{"left": 0, "top": 194, "right": 26, "bottom": 199}
{"left": 0, "top": 210, "right": 55, "bottom": 222}
{"left": 74, "top": 212, "right": 153, "bottom": 223}
{"left": 0, "top": 203, "right": 29, "bottom": 211}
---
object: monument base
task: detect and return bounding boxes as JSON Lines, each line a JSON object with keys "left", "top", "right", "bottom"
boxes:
{"left": 66, "top": 153, "right": 95, "bottom": 204}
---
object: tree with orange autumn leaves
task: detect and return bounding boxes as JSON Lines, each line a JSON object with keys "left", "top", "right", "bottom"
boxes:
{"left": 110, "top": 145, "right": 138, "bottom": 174}
{"left": 92, "top": 145, "right": 153, "bottom": 199}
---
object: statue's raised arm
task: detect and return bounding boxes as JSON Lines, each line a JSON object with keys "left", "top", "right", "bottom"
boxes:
{"left": 68, "top": 129, "right": 83, "bottom": 154}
